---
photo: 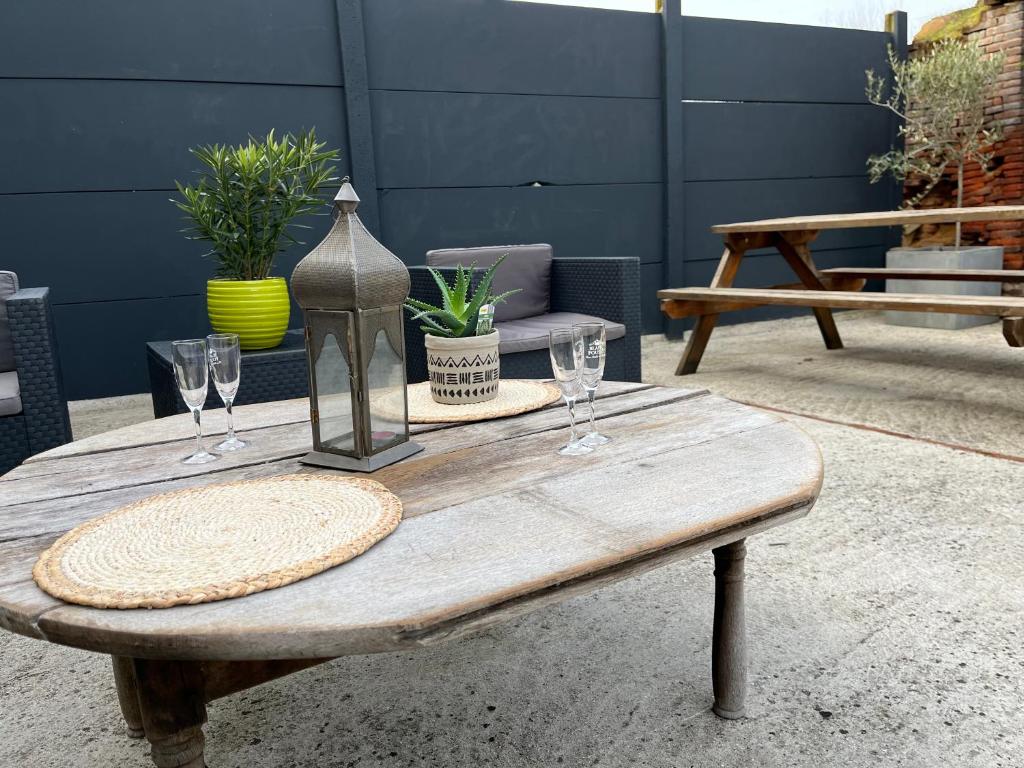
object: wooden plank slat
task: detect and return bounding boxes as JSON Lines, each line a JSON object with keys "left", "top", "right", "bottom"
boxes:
{"left": 20, "top": 382, "right": 651, "bottom": 468}
{"left": 711, "top": 206, "right": 1024, "bottom": 234}
{"left": 659, "top": 287, "right": 1024, "bottom": 317}
{"left": 822, "top": 267, "right": 1024, "bottom": 283}
{"left": 0, "top": 386, "right": 682, "bottom": 537}
{"left": 661, "top": 278, "right": 865, "bottom": 317}
{"left": 29, "top": 408, "right": 819, "bottom": 660}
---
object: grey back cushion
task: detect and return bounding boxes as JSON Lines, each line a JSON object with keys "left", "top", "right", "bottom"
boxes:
{"left": 0, "top": 271, "right": 19, "bottom": 373}
{"left": 425, "top": 244, "right": 552, "bottom": 322}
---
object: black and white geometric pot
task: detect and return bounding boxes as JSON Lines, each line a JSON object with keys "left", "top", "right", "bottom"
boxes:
{"left": 424, "top": 331, "right": 500, "bottom": 404}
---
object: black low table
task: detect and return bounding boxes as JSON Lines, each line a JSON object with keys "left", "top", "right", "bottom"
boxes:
{"left": 146, "top": 329, "right": 309, "bottom": 417}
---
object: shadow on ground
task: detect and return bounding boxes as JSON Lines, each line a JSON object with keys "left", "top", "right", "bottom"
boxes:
{"left": 644, "top": 310, "right": 1024, "bottom": 459}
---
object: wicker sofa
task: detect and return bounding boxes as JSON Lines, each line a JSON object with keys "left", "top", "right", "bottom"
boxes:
{"left": 404, "top": 245, "right": 641, "bottom": 384}
{"left": 0, "top": 271, "right": 72, "bottom": 475}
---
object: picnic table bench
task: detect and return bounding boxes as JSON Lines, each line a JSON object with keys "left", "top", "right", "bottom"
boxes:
{"left": 659, "top": 206, "right": 1024, "bottom": 375}
{"left": 0, "top": 382, "right": 822, "bottom": 767}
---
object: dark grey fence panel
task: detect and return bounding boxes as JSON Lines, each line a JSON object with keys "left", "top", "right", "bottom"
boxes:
{"left": 0, "top": 193, "right": 336, "bottom": 304}
{"left": 682, "top": 18, "right": 891, "bottom": 103}
{"left": 685, "top": 247, "right": 886, "bottom": 286}
{"left": 52, "top": 296, "right": 211, "bottom": 401}
{"left": 1, "top": 0, "right": 900, "bottom": 396}
{"left": 0, "top": 0, "right": 342, "bottom": 85}
{"left": 683, "top": 245, "right": 886, "bottom": 325}
{"left": 684, "top": 103, "right": 891, "bottom": 181}
{"left": 380, "top": 184, "right": 662, "bottom": 265}
{"left": 363, "top": 0, "right": 660, "bottom": 97}
{"left": 671, "top": 16, "right": 902, "bottom": 335}
{"left": 372, "top": 91, "right": 662, "bottom": 188}
{"left": 0, "top": 80, "right": 350, "bottom": 194}
{"left": 684, "top": 177, "right": 892, "bottom": 263}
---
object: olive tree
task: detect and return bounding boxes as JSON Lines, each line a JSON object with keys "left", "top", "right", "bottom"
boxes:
{"left": 866, "top": 39, "right": 1005, "bottom": 246}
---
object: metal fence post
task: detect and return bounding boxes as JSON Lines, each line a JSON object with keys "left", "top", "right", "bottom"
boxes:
{"left": 662, "top": 0, "right": 685, "bottom": 337}
{"left": 336, "top": 0, "right": 381, "bottom": 237}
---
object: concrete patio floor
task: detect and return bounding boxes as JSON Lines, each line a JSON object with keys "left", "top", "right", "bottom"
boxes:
{"left": 2, "top": 311, "right": 1022, "bottom": 767}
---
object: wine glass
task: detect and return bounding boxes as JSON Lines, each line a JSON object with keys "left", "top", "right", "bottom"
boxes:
{"left": 172, "top": 339, "right": 218, "bottom": 465}
{"left": 207, "top": 333, "right": 247, "bottom": 451}
{"left": 548, "top": 328, "right": 593, "bottom": 456}
{"left": 574, "top": 322, "right": 610, "bottom": 447}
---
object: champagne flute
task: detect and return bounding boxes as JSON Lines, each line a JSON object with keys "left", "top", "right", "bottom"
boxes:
{"left": 574, "top": 322, "right": 610, "bottom": 447}
{"left": 207, "top": 333, "right": 247, "bottom": 451}
{"left": 172, "top": 339, "right": 218, "bottom": 465}
{"left": 548, "top": 327, "right": 593, "bottom": 456}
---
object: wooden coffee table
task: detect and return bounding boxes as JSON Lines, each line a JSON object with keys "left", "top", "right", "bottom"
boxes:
{"left": 0, "top": 383, "right": 822, "bottom": 767}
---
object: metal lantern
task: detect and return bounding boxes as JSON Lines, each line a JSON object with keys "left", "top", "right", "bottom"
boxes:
{"left": 291, "top": 181, "right": 423, "bottom": 471}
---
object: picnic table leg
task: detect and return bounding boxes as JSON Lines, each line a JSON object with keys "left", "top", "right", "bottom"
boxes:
{"left": 774, "top": 231, "right": 844, "bottom": 350}
{"left": 676, "top": 245, "right": 746, "bottom": 375}
{"left": 133, "top": 658, "right": 208, "bottom": 768}
{"left": 711, "top": 539, "right": 746, "bottom": 719}
{"left": 112, "top": 656, "right": 145, "bottom": 739}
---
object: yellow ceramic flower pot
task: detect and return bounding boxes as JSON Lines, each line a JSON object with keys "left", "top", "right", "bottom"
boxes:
{"left": 206, "top": 278, "right": 290, "bottom": 350}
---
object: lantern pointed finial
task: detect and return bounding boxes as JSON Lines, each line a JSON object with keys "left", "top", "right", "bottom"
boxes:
{"left": 335, "top": 178, "right": 360, "bottom": 213}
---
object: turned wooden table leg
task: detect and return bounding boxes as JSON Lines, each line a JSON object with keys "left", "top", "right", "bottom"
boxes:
{"left": 112, "top": 656, "right": 145, "bottom": 738}
{"left": 712, "top": 539, "right": 747, "bottom": 719}
{"left": 132, "top": 659, "right": 208, "bottom": 768}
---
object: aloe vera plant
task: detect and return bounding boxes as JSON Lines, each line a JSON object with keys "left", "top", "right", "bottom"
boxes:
{"left": 404, "top": 254, "right": 519, "bottom": 338}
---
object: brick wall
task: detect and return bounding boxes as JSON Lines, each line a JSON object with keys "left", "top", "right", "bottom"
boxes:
{"left": 905, "top": 0, "right": 1024, "bottom": 268}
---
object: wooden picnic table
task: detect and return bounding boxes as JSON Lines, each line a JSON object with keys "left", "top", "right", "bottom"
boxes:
{"left": 0, "top": 383, "right": 822, "bottom": 767}
{"left": 659, "top": 206, "right": 1024, "bottom": 375}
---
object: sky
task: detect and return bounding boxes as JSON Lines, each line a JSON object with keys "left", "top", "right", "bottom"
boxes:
{"left": 512, "top": 0, "right": 971, "bottom": 37}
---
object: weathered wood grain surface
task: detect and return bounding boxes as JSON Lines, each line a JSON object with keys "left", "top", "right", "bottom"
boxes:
{"left": 659, "top": 287, "right": 1024, "bottom": 317}
{"left": 711, "top": 205, "right": 1024, "bottom": 233}
{"left": 821, "top": 267, "right": 1024, "bottom": 283}
{"left": 0, "top": 383, "right": 822, "bottom": 661}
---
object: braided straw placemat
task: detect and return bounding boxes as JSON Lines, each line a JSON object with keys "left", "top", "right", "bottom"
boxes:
{"left": 33, "top": 474, "right": 402, "bottom": 610}
{"left": 375, "top": 379, "right": 562, "bottom": 424}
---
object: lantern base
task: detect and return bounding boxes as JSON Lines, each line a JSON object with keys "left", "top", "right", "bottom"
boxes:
{"left": 299, "top": 441, "right": 425, "bottom": 473}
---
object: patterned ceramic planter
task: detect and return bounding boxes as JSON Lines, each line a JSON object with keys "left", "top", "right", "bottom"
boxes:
{"left": 424, "top": 331, "right": 500, "bottom": 404}
{"left": 207, "top": 277, "right": 290, "bottom": 350}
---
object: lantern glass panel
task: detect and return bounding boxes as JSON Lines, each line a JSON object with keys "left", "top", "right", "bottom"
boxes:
{"left": 367, "top": 326, "right": 407, "bottom": 453}
{"left": 314, "top": 330, "right": 355, "bottom": 453}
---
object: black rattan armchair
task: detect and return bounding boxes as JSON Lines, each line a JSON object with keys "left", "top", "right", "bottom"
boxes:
{"left": 404, "top": 246, "right": 641, "bottom": 384}
{"left": 0, "top": 271, "right": 72, "bottom": 475}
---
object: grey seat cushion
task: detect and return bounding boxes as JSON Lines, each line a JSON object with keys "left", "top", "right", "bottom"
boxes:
{"left": 0, "top": 371, "right": 22, "bottom": 417}
{"left": 495, "top": 312, "right": 626, "bottom": 355}
{"left": 425, "top": 244, "right": 552, "bottom": 322}
{"left": 0, "top": 271, "right": 19, "bottom": 373}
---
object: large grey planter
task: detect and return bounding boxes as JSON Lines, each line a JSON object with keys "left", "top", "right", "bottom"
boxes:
{"left": 885, "top": 246, "right": 1004, "bottom": 330}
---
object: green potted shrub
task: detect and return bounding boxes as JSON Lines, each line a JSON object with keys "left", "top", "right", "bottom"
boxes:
{"left": 866, "top": 39, "right": 1005, "bottom": 330}
{"left": 173, "top": 129, "right": 340, "bottom": 349}
{"left": 405, "top": 256, "right": 518, "bottom": 405}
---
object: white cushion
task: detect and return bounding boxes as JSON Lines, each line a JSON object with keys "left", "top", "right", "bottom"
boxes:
{"left": 0, "top": 370, "right": 22, "bottom": 417}
{"left": 495, "top": 312, "right": 626, "bottom": 355}
{"left": 0, "top": 271, "right": 18, "bottom": 373}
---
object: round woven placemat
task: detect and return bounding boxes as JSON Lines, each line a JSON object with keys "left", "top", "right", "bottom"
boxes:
{"left": 376, "top": 379, "right": 562, "bottom": 424}
{"left": 33, "top": 474, "right": 402, "bottom": 610}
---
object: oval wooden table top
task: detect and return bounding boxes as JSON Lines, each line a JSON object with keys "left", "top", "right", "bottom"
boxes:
{"left": 0, "top": 382, "right": 822, "bottom": 661}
